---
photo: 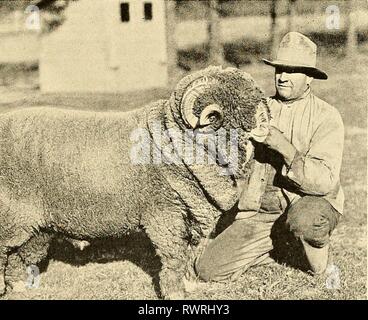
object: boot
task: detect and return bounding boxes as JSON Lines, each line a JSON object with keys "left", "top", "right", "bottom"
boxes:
{"left": 301, "top": 239, "right": 329, "bottom": 275}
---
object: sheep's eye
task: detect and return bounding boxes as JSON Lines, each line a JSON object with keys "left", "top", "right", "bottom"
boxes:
{"left": 208, "top": 114, "right": 217, "bottom": 123}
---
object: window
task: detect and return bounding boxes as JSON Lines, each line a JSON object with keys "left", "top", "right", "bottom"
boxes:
{"left": 120, "top": 2, "right": 130, "bottom": 22}
{"left": 144, "top": 2, "right": 152, "bottom": 21}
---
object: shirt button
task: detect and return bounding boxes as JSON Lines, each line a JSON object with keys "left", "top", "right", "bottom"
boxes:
{"left": 261, "top": 178, "right": 265, "bottom": 182}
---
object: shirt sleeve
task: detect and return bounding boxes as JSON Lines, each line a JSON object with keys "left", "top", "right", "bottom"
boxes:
{"left": 281, "top": 110, "right": 344, "bottom": 196}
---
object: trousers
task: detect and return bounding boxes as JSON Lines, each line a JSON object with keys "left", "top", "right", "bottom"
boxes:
{"left": 195, "top": 194, "right": 340, "bottom": 282}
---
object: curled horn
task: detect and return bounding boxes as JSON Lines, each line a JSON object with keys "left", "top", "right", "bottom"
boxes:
{"left": 181, "top": 76, "right": 217, "bottom": 129}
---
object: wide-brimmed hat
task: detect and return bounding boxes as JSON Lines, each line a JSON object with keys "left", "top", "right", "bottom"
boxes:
{"left": 263, "top": 32, "right": 328, "bottom": 80}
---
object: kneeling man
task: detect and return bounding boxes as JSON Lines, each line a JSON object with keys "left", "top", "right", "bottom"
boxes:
{"left": 196, "top": 32, "right": 344, "bottom": 281}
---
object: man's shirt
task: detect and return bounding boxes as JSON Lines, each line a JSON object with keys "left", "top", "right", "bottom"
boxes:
{"left": 238, "top": 90, "right": 344, "bottom": 215}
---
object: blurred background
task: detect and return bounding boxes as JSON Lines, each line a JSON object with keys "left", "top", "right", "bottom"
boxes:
{"left": 0, "top": 0, "right": 366, "bottom": 300}
{"left": 0, "top": 0, "right": 367, "bottom": 92}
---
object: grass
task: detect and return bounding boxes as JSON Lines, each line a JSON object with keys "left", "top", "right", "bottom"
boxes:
{"left": 0, "top": 53, "right": 366, "bottom": 300}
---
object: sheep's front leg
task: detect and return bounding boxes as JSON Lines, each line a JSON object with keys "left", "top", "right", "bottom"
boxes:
{"left": 5, "top": 253, "right": 28, "bottom": 293}
{"left": 144, "top": 207, "right": 191, "bottom": 300}
{"left": 6, "top": 232, "right": 53, "bottom": 292}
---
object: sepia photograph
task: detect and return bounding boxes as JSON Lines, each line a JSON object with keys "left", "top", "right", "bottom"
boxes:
{"left": 0, "top": 0, "right": 366, "bottom": 301}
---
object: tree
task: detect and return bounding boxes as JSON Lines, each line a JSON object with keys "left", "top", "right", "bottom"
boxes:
{"left": 346, "top": 0, "right": 358, "bottom": 57}
{"left": 207, "top": 0, "right": 224, "bottom": 66}
{"left": 165, "top": 0, "right": 178, "bottom": 84}
{"left": 287, "top": 0, "right": 298, "bottom": 32}
{"left": 269, "top": 0, "right": 280, "bottom": 58}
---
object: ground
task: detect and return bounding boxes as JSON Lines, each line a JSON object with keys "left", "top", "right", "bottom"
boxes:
{"left": 0, "top": 53, "right": 366, "bottom": 300}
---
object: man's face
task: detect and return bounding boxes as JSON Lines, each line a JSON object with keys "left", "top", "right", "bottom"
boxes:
{"left": 275, "top": 67, "right": 313, "bottom": 101}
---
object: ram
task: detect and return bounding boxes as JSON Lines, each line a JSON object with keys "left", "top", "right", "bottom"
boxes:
{"left": 0, "top": 66, "right": 269, "bottom": 299}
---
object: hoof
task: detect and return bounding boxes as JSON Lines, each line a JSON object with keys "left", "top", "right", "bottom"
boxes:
{"left": 183, "top": 277, "right": 201, "bottom": 293}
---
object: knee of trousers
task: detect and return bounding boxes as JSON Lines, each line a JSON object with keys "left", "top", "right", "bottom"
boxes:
{"left": 286, "top": 196, "right": 339, "bottom": 248}
{"left": 194, "top": 256, "right": 227, "bottom": 282}
{"left": 194, "top": 255, "right": 251, "bottom": 283}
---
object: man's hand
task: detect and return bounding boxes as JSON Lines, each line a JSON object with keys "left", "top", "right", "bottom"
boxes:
{"left": 259, "top": 126, "right": 297, "bottom": 166}
{"left": 262, "top": 126, "right": 287, "bottom": 150}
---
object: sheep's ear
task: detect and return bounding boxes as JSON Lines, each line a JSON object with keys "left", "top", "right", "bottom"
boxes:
{"left": 199, "top": 104, "right": 224, "bottom": 129}
{"left": 249, "top": 103, "right": 269, "bottom": 142}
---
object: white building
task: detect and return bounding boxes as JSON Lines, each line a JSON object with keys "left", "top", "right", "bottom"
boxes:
{"left": 39, "top": 0, "right": 168, "bottom": 92}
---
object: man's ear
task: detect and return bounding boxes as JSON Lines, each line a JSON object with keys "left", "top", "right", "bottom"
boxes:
{"left": 306, "top": 75, "right": 313, "bottom": 86}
